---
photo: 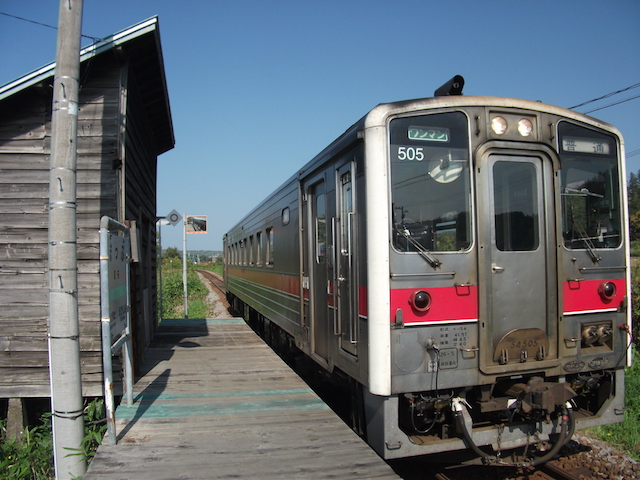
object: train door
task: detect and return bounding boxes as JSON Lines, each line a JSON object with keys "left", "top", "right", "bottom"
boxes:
{"left": 477, "top": 153, "right": 558, "bottom": 374}
{"left": 335, "top": 162, "right": 358, "bottom": 356}
{"left": 303, "top": 177, "right": 330, "bottom": 364}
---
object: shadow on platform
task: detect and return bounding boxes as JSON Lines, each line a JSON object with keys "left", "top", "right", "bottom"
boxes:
{"left": 135, "top": 318, "right": 210, "bottom": 377}
{"left": 116, "top": 368, "right": 171, "bottom": 441}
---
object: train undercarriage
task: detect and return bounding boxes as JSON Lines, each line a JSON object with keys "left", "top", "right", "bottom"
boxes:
{"left": 394, "top": 370, "right": 619, "bottom": 465}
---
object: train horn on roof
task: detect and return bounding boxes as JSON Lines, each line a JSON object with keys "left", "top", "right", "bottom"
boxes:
{"left": 434, "top": 75, "right": 465, "bottom": 97}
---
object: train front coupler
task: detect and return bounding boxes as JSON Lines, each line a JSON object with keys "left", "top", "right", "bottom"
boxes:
{"left": 451, "top": 377, "right": 576, "bottom": 466}
{"left": 504, "top": 376, "right": 576, "bottom": 424}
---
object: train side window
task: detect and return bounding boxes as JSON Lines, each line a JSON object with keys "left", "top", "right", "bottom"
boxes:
{"left": 256, "top": 231, "right": 263, "bottom": 266}
{"left": 341, "top": 172, "right": 353, "bottom": 253}
{"left": 266, "top": 227, "right": 274, "bottom": 265}
{"left": 315, "top": 193, "right": 326, "bottom": 262}
{"left": 282, "top": 207, "right": 290, "bottom": 225}
{"left": 243, "top": 239, "right": 248, "bottom": 265}
{"left": 249, "top": 235, "right": 254, "bottom": 265}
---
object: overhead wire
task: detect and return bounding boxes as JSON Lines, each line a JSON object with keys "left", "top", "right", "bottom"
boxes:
{"left": 0, "top": 10, "right": 99, "bottom": 41}
{"left": 568, "top": 83, "right": 640, "bottom": 162}
{"left": 2, "top": 9, "right": 104, "bottom": 93}
{"left": 569, "top": 82, "right": 640, "bottom": 110}
{"left": 627, "top": 149, "right": 640, "bottom": 159}
{"left": 582, "top": 93, "right": 640, "bottom": 114}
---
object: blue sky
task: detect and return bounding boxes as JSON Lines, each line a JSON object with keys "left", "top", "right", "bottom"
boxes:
{"left": 1, "top": 0, "right": 639, "bottom": 250}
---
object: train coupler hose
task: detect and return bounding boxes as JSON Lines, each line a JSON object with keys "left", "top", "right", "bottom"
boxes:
{"left": 451, "top": 397, "right": 574, "bottom": 467}
{"left": 451, "top": 397, "right": 500, "bottom": 465}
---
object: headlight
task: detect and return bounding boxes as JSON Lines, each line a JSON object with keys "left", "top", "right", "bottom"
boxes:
{"left": 491, "top": 116, "right": 508, "bottom": 135}
{"left": 517, "top": 118, "right": 533, "bottom": 137}
{"left": 488, "top": 112, "right": 538, "bottom": 140}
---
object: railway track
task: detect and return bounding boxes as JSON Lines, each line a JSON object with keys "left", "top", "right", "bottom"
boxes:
{"left": 416, "top": 460, "right": 592, "bottom": 480}
{"left": 535, "top": 461, "right": 592, "bottom": 480}
{"left": 195, "top": 269, "right": 230, "bottom": 309}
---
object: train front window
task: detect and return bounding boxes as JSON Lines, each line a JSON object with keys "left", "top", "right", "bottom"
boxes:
{"left": 390, "top": 111, "right": 471, "bottom": 252}
{"left": 559, "top": 122, "right": 621, "bottom": 249}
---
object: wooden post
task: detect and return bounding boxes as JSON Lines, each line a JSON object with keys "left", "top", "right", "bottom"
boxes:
{"left": 6, "top": 398, "right": 27, "bottom": 442}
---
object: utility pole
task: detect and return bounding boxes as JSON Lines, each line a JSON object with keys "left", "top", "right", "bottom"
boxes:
{"left": 157, "top": 218, "right": 164, "bottom": 319}
{"left": 182, "top": 213, "right": 189, "bottom": 318}
{"left": 48, "top": 0, "right": 86, "bottom": 478}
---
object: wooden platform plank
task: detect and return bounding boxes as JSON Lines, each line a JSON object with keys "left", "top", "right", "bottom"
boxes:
{"left": 85, "top": 318, "right": 400, "bottom": 479}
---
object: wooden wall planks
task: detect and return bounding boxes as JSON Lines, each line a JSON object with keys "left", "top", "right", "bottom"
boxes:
{"left": 0, "top": 52, "right": 162, "bottom": 398}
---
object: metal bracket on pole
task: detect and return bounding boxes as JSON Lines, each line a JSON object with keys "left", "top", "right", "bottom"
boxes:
{"left": 99, "top": 216, "right": 134, "bottom": 445}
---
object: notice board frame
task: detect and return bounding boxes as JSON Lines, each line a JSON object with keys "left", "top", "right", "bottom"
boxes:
{"left": 99, "top": 216, "right": 134, "bottom": 445}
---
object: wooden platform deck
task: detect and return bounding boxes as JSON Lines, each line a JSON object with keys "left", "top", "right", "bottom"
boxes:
{"left": 85, "top": 318, "right": 401, "bottom": 479}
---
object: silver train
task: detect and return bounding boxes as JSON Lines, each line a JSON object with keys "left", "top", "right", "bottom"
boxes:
{"left": 224, "top": 77, "right": 632, "bottom": 465}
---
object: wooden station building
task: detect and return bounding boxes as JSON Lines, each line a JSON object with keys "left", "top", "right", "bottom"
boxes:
{"left": 0, "top": 17, "right": 174, "bottom": 399}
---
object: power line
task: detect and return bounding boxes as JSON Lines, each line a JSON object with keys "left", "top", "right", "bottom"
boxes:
{"left": 0, "top": 10, "right": 98, "bottom": 41}
{"left": 627, "top": 148, "right": 640, "bottom": 159}
{"left": 582, "top": 93, "right": 640, "bottom": 114}
{"left": 0, "top": 11, "right": 57, "bottom": 31}
{"left": 569, "top": 82, "right": 640, "bottom": 110}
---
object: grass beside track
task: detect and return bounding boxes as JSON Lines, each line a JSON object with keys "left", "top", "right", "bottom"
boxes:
{"left": 159, "top": 260, "right": 222, "bottom": 320}
{"left": 585, "top": 346, "right": 640, "bottom": 461}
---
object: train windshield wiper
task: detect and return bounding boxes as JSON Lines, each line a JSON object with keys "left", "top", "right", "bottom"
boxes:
{"left": 562, "top": 188, "right": 602, "bottom": 263}
{"left": 563, "top": 187, "right": 604, "bottom": 199}
{"left": 399, "top": 227, "right": 442, "bottom": 268}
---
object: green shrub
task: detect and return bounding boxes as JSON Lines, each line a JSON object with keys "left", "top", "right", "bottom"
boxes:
{"left": 159, "top": 259, "right": 213, "bottom": 319}
{"left": 0, "top": 398, "right": 106, "bottom": 479}
{"left": 586, "top": 347, "right": 640, "bottom": 460}
{"left": 0, "top": 416, "right": 54, "bottom": 479}
{"left": 631, "top": 263, "right": 640, "bottom": 347}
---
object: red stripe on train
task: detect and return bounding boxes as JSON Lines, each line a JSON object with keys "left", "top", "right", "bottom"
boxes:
{"left": 390, "top": 286, "right": 478, "bottom": 324}
{"left": 563, "top": 278, "right": 626, "bottom": 314}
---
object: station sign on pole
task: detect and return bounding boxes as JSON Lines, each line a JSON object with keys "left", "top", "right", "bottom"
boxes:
{"left": 166, "top": 209, "right": 182, "bottom": 227}
{"left": 186, "top": 215, "right": 207, "bottom": 234}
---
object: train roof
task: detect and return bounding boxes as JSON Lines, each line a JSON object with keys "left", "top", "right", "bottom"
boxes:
{"left": 365, "top": 95, "right": 621, "bottom": 135}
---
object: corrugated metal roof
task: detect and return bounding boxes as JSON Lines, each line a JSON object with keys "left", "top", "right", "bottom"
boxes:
{"left": 0, "top": 16, "right": 174, "bottom": 155}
